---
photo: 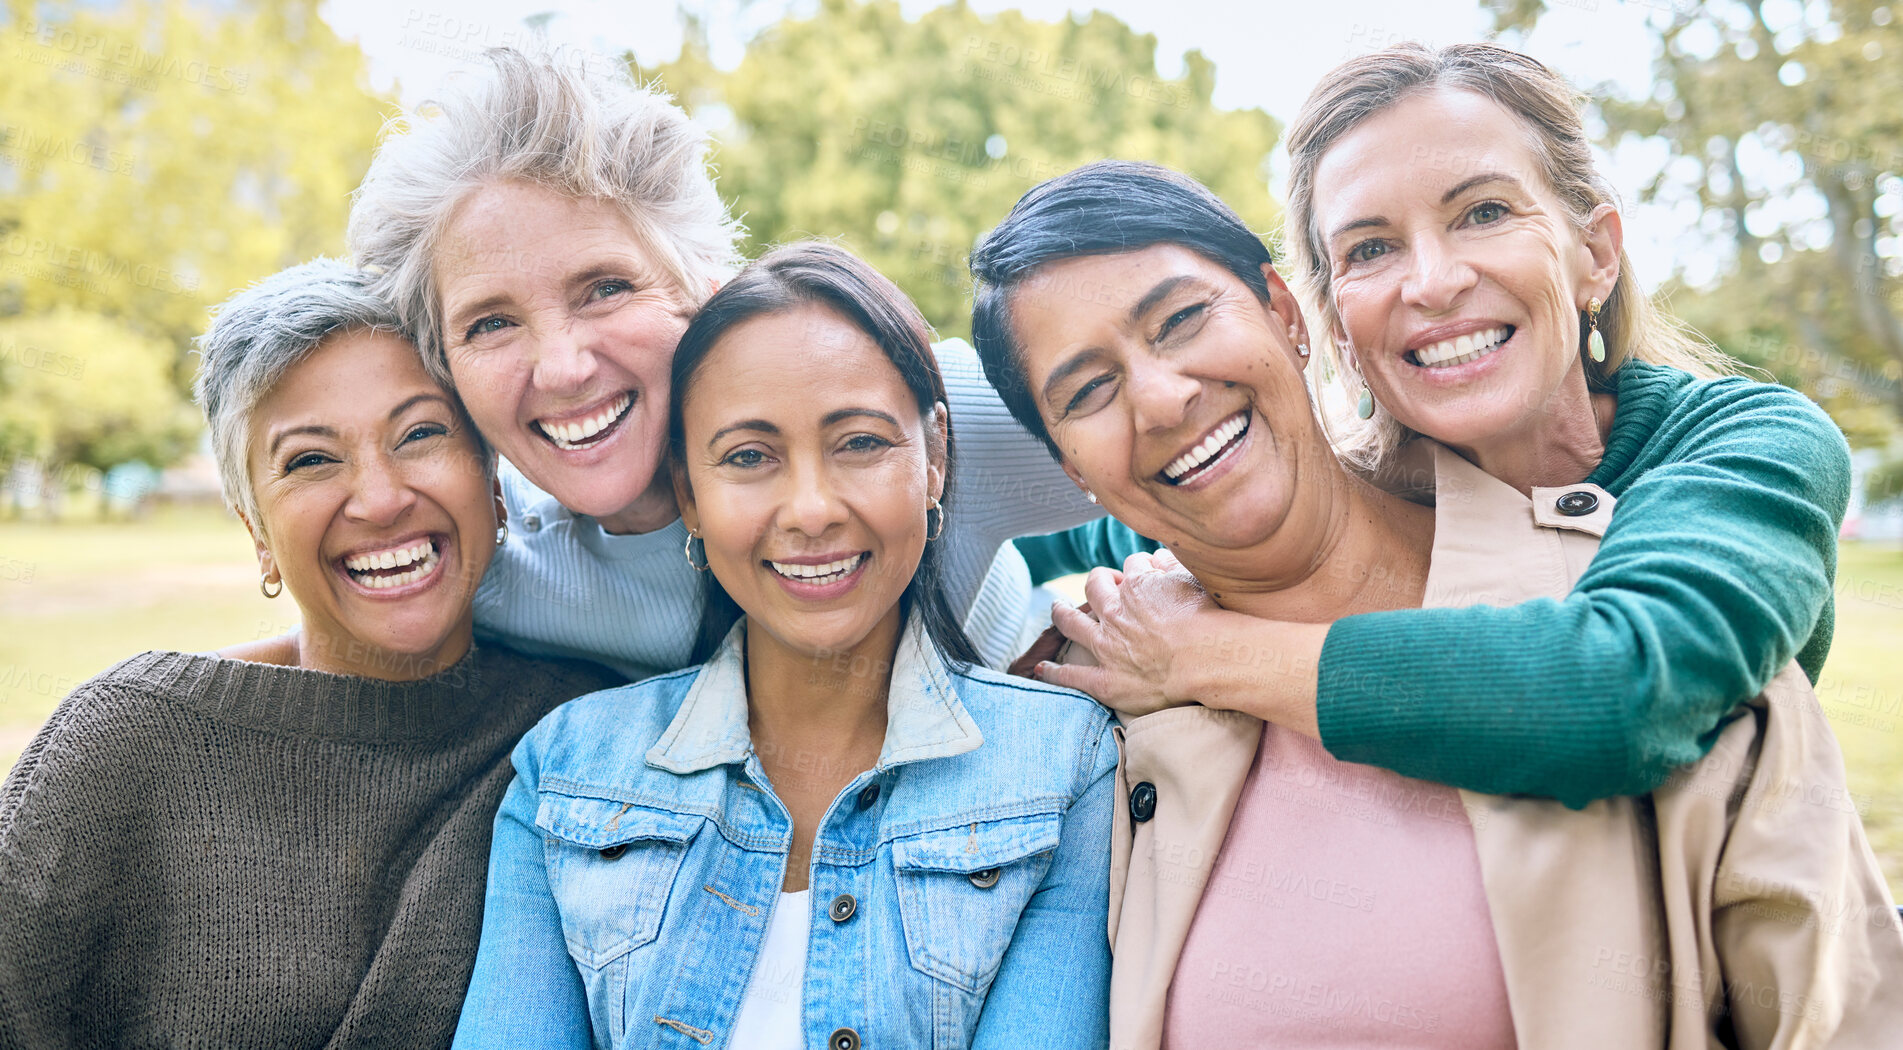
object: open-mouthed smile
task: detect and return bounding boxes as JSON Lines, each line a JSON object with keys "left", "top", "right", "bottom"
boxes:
{"left": 1406, "top": 325, "right": 1514, "bottom": 369}
{"left": 337, "top": 534, "right": 446, "bottom": 594}
{"left": 535, "top": 391, "right": 634, "bottom": 451}
{"left": 1161, "top": 410, "right": 1251, "bottom": 486}
{"left": 766, "top": 551, "right": 871, "bottom": 599}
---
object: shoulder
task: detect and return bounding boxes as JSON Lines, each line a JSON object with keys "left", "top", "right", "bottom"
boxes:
{"left": 476, "top": 643, "right": 627, "bottom": 701}
{"left": 951, "top": 665, "right": 1117, "bottom": 771}
{"left": 1629, "top": 361, "right": 1844, "bottom": 445}
{"left": 514, "top": 664, "right": 702, "bottom": 774}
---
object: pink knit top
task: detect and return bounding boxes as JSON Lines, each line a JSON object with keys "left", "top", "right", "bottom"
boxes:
{"left": 1162, "top": 724, "right": 1518, "bottom": 1048}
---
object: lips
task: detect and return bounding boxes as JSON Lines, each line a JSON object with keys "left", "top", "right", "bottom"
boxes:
{"left": 535, "top": 391, "right": 634, "bottom": 451}
{"left": 1160, "top": 410, "right": 1251, "bottom": 486}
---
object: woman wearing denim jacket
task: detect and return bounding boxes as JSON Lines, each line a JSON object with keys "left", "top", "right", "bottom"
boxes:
{"left": 454, "top": 243, "right": 1118, "bottom": 1050}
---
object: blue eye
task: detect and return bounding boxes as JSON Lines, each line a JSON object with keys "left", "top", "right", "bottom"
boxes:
{"left": 465, "top": 316, "right": 511, "bottom": 340}
{"left": 1469, "top": 201, "right": 1508, "bottom": 224}
{"left": 592, "top": 280, "right": 631, "bottom": 300}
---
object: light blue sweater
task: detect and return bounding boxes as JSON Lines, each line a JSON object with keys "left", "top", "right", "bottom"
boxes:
{"left": 472, "top": 338, "right": 1098, "bottom": 678}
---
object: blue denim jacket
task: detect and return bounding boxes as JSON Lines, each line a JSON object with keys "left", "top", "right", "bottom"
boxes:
{"left": 455, "top": 613, "right": 1117, "bottom": 1049}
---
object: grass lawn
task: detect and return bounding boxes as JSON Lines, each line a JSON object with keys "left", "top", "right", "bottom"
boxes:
{"left": 4, "top": 509, "right": 1902, "bottom": 898}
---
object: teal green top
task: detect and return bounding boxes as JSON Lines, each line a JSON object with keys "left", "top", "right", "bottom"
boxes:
{"left": 1014, "top": 361, "right": 1851, "bottom": 808}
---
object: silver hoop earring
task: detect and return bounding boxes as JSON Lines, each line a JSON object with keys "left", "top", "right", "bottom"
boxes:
{"left": 925, "top": 496, "right": 945, "bottom": 542}
{"left": 495, "top": 523, "right": 508, "bottom": 546}
{"left": 259, "top": 572, "right": 282, "bottom": 599}
{"left": 683, "top": 529, "right": 710, "bottom": 572}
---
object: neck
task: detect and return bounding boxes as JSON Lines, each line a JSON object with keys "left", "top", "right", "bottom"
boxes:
{"left": 1179, "top": 461, "right": 1434, "bottom": 624}
{"left": 1451, "top": 372, "right": 1617, "bottom": 494}
{"left": 744, "top": 607, "right": 901, "bottom": 776}
{"left": 293, "top": 620, "right": 474, "bottom": 681}
{"left": 597, "top": 474, "right": 683, "bottom": 535}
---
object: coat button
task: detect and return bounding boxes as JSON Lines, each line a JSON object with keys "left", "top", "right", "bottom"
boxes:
{"left": 1129, "top": 781, "right": 1157, "bottom": 823}
{"left": 1555, "top": 490, "right": 1599, "bottom": 517}
{"left": 828, "top": 1028, "right": 860, "bottom": 1050}
{"left": 856, "top": 782, "right": 880, "bottom": 809}
{"left": 598, "top": 843, "right": 627, "bottom": 860}
{"left": 968, "top": 868, "right": 1000, "bottom": 889}
{"left": 521, "top": 512, "right": 542, "bottom": 532}
{"left": 829, "top": 893, "right": 857, "bottom": 922}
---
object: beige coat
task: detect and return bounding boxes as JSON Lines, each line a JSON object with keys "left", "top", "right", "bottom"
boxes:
{"left": 1107, "top": 441, "right": 1903, "bottom": 1050}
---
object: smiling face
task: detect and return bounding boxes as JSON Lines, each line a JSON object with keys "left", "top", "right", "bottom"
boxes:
{"left": 246, "top": 329, "right": 498, "bottom": 678}
{"left": 673, "top": 304, "right": 944, "bottom": 662}
{"left": 1005, "top": 244, "right": 1325, "bottom": 561}
{"left": 1312, "top": 86, "right": 1618, "bottom": 455}
{"left": 434, "top": 179, "right": 700, "bottom": 534}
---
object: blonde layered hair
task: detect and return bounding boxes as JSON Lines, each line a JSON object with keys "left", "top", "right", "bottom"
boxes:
{"left": 1284, "top": 42, "right": 1735, "bottom": 473}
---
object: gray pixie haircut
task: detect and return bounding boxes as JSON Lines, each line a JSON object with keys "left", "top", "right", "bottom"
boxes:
{"left": 347, "top": 46, "right": 745, "bottom": 388}
{"left": 193, "top": 259, "right": 411, "bottom": 531}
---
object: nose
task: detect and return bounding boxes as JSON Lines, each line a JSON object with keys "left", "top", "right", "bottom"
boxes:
{"left": 344, "top": 452, "right": 418, "bottom": 528}
{"left": 1128, "top": 353, "right": 1201, "bottom": 435}
{"left": 529, "top": 318, "right": 602, "bottom": 395}
{"left": 1400, "top": 230, "right": 1478, "bottom": 314}
{"left": 776, "top": 455, "right": 851, "bottom": 539}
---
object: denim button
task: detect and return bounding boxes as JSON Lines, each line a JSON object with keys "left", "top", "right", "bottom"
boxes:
{"left": 829, "top": 893, "right": 857, "bottom": 922}
{"left": 828, "top": 1027, "right": 860, "bottom": 1050}
{"left": 598, "top": 843, "right": 627, "bottom": 860}
{"left": 856, "top": 782, "right": 880, "bottom": 809}
{"left": 1555, "top": 490, "right": 1599, "bottom": 517}
{"left": 521, "top": 512, "right": 542, "bottom": 532}
{"left": 1130, "top": 781, "right": 1158, "bottom": 823}
{"left": 968, "top": 867, "right": 1000, "bottom": 890}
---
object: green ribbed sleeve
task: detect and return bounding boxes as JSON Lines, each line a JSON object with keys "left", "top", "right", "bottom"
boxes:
{"left": 1320, "top": 363, "right": 1849, "bottom": 807}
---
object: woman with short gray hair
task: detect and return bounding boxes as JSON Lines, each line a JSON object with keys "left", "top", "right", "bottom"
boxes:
{"left": 347, "top": 47, "right": 1097, "bottom": 679}
{"left": 0, "top": 259, "right": 620, "bottom": 1048}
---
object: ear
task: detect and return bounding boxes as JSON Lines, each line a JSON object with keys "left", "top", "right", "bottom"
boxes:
{"left": 1579, "top": 203, "right": 1623, "bottom": 305}
{"left": 670, "top": 459, "right": 699, "bottom": 534}
{"left": 925, "top": 401, "right": 950, "bottom": 502}
{"left": 1059, "top": 459, "right": 1093, "bottom": 499}
{"left": 1259, "top": 263, "right": 1312, "bottom": 370}
{"left": 236, "top": 508, "right": 276, "bottom": 580}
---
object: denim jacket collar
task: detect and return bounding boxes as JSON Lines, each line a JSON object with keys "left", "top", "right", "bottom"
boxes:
{"left": 645, "top": 611, "right": 985, "bottom": 776}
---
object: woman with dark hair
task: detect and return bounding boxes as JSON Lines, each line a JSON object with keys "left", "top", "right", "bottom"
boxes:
{"left": 453, "top": 243, "right": 1116, "bottom": 1050}
{"left": 967, "top": 161, "right": 1900, "bottom": 1049}
{"left": 1008, "top": 44, "right": 1853, "bottom": 814}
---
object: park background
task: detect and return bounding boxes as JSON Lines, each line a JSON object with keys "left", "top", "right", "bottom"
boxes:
{"left": 3, "top": 0, "right": 1903, "bottom": 896}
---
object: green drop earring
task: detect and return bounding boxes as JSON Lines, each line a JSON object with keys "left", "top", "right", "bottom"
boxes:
{"left": 1355, "top": 384, "right": 1375, "bottom": 420}
{"left": 1586, "top": 296, "right": 1606, "bottom": 364}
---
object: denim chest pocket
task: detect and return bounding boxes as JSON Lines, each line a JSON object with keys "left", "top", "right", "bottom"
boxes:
{"left": 892, "top": 812, "right": 1063, "bottom": 993}
{"left": 535, "top": 793, "right": 703, "bottom": 970}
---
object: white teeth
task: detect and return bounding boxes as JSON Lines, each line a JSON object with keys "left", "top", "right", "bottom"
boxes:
{"left": 344, "top": 540, "right": 442, "bottom": 589}
{"left": 344, "top": 539, "right": 434, "bottom": 572}
{"left": 1163, "top": 413, "right": 1250, "bottom": 481}
{"left": 1414, "top": 327, "right": 1510, "bottom": 368}
{"left": 538, "top": 393, "right": 633, "bottom": 450}
{"left": 768, "top": 553, "right": 867, "bottom": 582}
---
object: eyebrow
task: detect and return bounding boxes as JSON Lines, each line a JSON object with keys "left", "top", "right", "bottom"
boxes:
{"left": 1326, "top": 172, "right": 1529, "bottom": 245}
{"left": 266, "top": 393, "right": 452, "bottom": 457}
{"left": 706, "top": 408, "right": 902, "bottom": 447}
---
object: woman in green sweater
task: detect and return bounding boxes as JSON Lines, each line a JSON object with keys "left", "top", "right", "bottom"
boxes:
{"left": 1007, "top": 43, "right": 1851, "bottom": 809}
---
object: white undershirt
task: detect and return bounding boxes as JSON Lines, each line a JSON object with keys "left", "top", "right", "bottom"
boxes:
{"left": 729, "top": 890, "right": 810, "bottom": 1049}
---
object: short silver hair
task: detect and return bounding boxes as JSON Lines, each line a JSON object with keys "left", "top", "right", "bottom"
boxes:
{"left": 347, "top": 47, "right": 745, "bottom": 388}
{"left": 193, "top": 259, "right": 409, "bottom": 532}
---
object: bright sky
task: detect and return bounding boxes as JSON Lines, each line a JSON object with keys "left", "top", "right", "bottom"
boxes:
{"left": 317, "top": 0, "right": 1705, "bottom": 287}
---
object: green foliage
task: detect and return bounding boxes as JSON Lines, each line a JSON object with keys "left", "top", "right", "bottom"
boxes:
{"left": 643, "top": 0, "right": 1282, "bottom": 338}
{"left": 1867, "top": 450, "right": 1903, "bottom": 508}
{"left": 0, "top": 0, "right": 390, "bottom": 473}
{"left": 0, "top": 309, "right": 200, "bottom": 472}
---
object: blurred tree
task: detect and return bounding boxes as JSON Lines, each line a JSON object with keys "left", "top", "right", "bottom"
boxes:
{"left": 0, "top": 309, "right": 200, "bottom": 498}
{"left": 642, "top": 0, "right": 1282, "bottom": 338}
{"left": 1487, "top": 0, "right": 1903, "bottom": 442}
{"left": 0, "top": 0, "right": 388, "bottom": 472}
